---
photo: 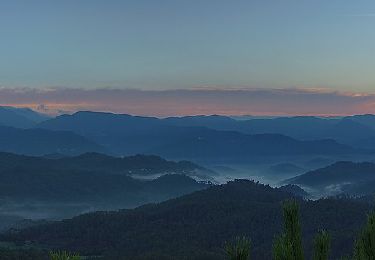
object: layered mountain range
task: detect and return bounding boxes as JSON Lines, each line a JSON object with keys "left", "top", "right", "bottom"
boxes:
{"left": 1, "top": 107, "right": 374, "bottom": 160}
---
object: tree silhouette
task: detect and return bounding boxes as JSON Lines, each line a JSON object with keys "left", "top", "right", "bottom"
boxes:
{"left": 354, "top": 211, "right": 375, "bottom": 260}
{"left": 49, "top": 251, "right": 81, "bottom": 260}
{"left": 313, "top": 230, "right": 330, "bottom": 260}
{"left": 273, "top": 200, "right": 304, "bottom": 260}
{"left": 225, "top": 236, "right": 251, "bottom": 260}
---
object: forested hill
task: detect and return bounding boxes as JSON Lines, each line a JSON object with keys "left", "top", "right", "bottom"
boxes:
{"left": 286, "top": 161, "right": 375, "bottom": 196}
{"left": 0, "top": 152, "right": 211, "bottom": 220}
{"left": 4, "top": 180, "right": 370, "bottom": 259}
{"left": 0, "top": 152, "right": 210, "bottom": 177}
{"left": 288, "top": 161, "right": 375, "bottom": 188}
{"left": 0, "top": 126, "right": 104, "bottom": 156}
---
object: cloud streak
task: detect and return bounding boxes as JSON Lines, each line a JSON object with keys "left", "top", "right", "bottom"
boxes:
{"left": 0, "top": 87, "right": 374, "bottom": 117}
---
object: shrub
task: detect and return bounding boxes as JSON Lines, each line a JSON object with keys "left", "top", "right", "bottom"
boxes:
{"left": 225, "top": 236, "right": 251, "bottom": 260}
{"left": 49, "top": 251, "right": 81, "bottom": 260}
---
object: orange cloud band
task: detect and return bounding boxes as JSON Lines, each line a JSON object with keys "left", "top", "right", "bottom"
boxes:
{"left": 0, "top": 87, "right": 374, "bottom": 117}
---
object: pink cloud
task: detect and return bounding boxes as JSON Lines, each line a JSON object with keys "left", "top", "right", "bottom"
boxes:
{"left": 0, "top": 87, "right": 374, "bottom": 117}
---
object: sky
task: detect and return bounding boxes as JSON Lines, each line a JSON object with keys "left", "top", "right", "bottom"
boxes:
{"left": 1, "top": 0, "right": 375, "bottom": 116}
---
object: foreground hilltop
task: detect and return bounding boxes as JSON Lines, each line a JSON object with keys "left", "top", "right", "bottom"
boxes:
{"left": 4, "top": 180, "right": 370, "bottom": 259}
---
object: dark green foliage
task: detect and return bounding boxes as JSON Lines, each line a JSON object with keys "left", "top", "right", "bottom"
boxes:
{"left": 283, "top": 200, "right": 304, "bottom": 260}
{"left": 354, "top": 211, "right": 375, "bottom": 259}
{"left": 273, "top": 200, "right": 304, "bottom": 260}
{"left": 2, "top": 180, "right": 370, "bottom": 259}
{"left": 278, "top": 185, "right": 309, "bottom": 198}
{"left": 273, "top": 234, "right": 294, "bottom": 260}
{"left": 224, "top": 236, "right": 251, "bottom": 260}
{"left": 273, "top": 201, "right": 332, "bottom": 260}
{"left": 313, "top": 230, "right": 330, "bottom": 260}
{"left": 50, "top": 251, "right": 81, "bottom": 260}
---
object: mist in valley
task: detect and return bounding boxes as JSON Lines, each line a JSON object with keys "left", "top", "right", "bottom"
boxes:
{"left": 2, "top": 1, "right": 375, "bottom": 257}
{"left": 0, "top": 151, "right": 373, "bottom": 229}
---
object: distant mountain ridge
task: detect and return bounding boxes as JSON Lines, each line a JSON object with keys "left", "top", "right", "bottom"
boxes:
{"left": 0, "top": 125, "right": 104, "bottom": 156}
{"left": 2, "top": 106, "right": 375, "bottom": 143}
{"left": 166, "top": 114, "right": 375, "bottom": 149}
{"left": 36, "top": 111, "right": 365, "bottom": 161}
{"left": 0, "top": 106, "right": 49, "bottom": 128}
{"left": 0, "top": 108, "right": 373, "bottom": 159}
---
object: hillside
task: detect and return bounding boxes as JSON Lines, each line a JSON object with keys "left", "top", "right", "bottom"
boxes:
{"left": 0, "top": 126, "right": 104, "bottom": 156}
{"left": 0, "top": 152, "right": 211, "bottom": 177}
{"left": 346, "top": 114, "right": 375, "bottom": 130}
{"left": 0, "top": 153, "right": 210, "bottom": 220}
{"left": 166, "top": 115, "right": 375, "bottom": 149}
{"left": 0, "top": 107, "right": 49, "bottom": 128}
{"left": 287, "top": 161, "right": 375, "bottom": 196}
{"left": 3, "top": 180, "right": 370, "bottom": 259}
{"left": 149, "top": 131, "right": 357, "bottom": 160}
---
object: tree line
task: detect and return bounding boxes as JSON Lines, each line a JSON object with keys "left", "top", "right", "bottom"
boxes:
{"left": 225, "top": 200, "right": 375, "bottom": 260}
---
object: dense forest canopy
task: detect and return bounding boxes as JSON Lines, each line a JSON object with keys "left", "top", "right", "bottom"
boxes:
{"left": 2, "top": 180, "right": 371, "bottom": 259}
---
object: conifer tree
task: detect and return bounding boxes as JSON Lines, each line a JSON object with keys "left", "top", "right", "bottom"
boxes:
{"left": 225, "top": 236, "right": 251, "bottom": 260}
{"left": 353, "top": 211, "right": 375, "bottom": 260}
{"left": 49, "top": 251, "right": 81, "bottom": 260}
{"left": 313, "top": 230, "right": 330, "bottom": 260}
{"left": 273, "top": 233, "right": 294, "bottom": 260}
{"left": 273, "top": 200, "right": 304, "bottom": 260}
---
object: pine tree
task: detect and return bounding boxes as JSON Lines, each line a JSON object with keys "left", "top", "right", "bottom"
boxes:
{"left": 273, "top": 200, "right": 304, "bottom": 260}
{"left": 49, "top": 251, "right": 81, "bottom": 260}
{"left": 313, "top": 230, "right": 330, "bottom": 260}
{"left": 225, "top": 236, "right": 251, "bottom": 260}
{"left": 273, "top": 233, "right": 294, "bottom": 260}
{"left": 353, "top": 211, "right": 375, "bottom": 260}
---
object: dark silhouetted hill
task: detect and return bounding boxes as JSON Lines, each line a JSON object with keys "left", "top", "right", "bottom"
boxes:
{"left": 3, "top": 180, "right": 370, "bottom": 259}
{"left": 0, "top": 152, "right": 211, "bottom": 177}
{"left": 0, "top": 152, "right": 210, "bottom": 219}
{"left": 278, "top": 184, "right": 309, "bottom": 198}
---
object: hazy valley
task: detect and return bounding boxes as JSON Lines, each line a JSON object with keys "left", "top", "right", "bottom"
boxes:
{"left": 0, "top": 107, "right": 375, "bottom": 259}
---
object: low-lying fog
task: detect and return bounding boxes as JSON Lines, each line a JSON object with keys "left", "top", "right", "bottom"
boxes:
{"left": 1, "top": 153, "right": 374, "bottom": 231}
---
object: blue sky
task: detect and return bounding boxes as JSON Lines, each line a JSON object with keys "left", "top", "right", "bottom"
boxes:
{"left": 1, "top": 1, "right": 375, "bottom": 116}
{"left": 1, "top": 0, "right": 375, "bottom": 91}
